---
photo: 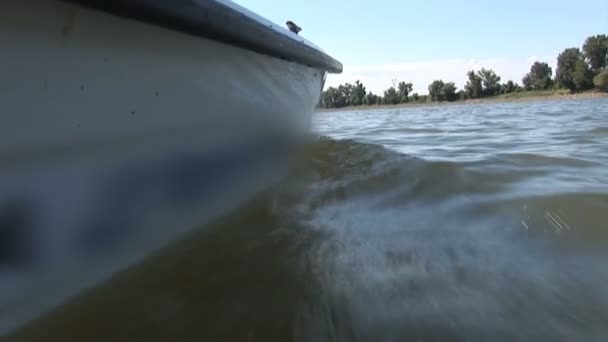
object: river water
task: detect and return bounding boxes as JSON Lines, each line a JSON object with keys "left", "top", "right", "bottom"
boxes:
{"left": 11, "top": 98, "right": 608, "bottom": 341}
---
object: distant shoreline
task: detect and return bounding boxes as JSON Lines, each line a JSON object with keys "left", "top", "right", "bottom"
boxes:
{"left": 316, "top": 90, "right": 608, "bottom": 113}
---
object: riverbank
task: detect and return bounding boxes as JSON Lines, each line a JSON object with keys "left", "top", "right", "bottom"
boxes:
{"left": 317, "top": 89, "right": 608, "bottom": 112}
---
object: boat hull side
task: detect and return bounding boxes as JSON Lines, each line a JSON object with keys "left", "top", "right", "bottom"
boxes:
{"left": 0, "top": 0, "right": 324, "bottom": 335}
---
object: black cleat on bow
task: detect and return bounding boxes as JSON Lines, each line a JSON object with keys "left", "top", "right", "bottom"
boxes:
{"left": 286, "top": 20, "right": 302, "bottom": 34}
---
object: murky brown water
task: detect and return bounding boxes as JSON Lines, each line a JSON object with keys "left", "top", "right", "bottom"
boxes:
{"left": 9, "top": 98, "right": 608, "bottom": 341}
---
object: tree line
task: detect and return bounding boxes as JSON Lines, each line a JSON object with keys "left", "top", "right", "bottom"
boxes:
{"left": 319, "top": 34, "right": 608, "bottom": 109}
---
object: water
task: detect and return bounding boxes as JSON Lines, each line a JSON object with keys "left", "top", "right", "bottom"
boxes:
{"left": 10, "top": 98, "right": 608, "bottom": 341}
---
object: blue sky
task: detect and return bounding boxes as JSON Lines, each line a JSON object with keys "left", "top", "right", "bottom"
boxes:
{"left": 236, "top": 0, "right": 608, "bottom": 93}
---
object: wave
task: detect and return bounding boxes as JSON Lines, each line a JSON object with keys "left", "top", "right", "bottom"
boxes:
{"left": 13, "top": 137, "right": 608, "bottom": 342}
{"left": 589, "top": 126, "right": 608, "bottom": 134}
{"left": 492, "top": 152, "right": 598, "bottom": 167}
{"left": 396, "top": 127, "right": 445, "bottom": 134}
{"left": 294, "top": 139, "right": 608, "bottom": 342}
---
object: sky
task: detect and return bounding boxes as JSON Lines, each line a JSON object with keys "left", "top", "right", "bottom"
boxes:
{"left": 235, "top": 0, "right": 608, "bottom": 94}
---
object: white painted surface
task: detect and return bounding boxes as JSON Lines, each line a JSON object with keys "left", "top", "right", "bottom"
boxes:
{"left": 210, "top": 0, "right": 325, "bottom": 51}
{"left": 0, "top": 0, "right": 325, "bottom": 335}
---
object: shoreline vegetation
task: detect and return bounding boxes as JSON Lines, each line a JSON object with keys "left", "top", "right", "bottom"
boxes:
{"left": 318, "top": 34, "right": 608, "bottom": 111}
{"left": 317, "top": 89, "right": 608, "bottom": 112}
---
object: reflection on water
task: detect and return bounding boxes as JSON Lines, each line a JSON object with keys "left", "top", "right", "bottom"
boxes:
{"left": 10, "top": 98, "right": 608, "bottom": 341}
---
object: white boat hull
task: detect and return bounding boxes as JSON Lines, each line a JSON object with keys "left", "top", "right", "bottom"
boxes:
{"left": 0, "top": 0, "right": 325, "bottom": 335}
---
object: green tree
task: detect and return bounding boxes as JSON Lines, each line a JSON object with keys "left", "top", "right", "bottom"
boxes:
{"left": 465, "top": 70, "right": 483, "bottom": 98}
{"left": 522, "top": 62, "right": 553, "bottom": 90}
{"left": 339, "top": 85, "right": 352, "bottom": 106}
{"left": 465, "top": 68, "right": 502, "bottom": 97}
{"left": 319, "top": 83, "right": 359, "bottom": 108}
{"left": 572, "top": 59, "right": 594, "bottom": 90}
{"left": 383, "top": 86, "right": 400, "bottom": 105}
{"left": 428, "top": 80, "right": 445, "bottom": 101}
{"left": 442, "top": 82, "right": 457, "bottom": 101}
{"left": 362, "top": 91, "right": 380, "bottom": 105}
{"left": 501, "top": 80, "right": 520, "bottom": 93}
{"left": 428, "top": 80, "right": 457, "bottom": 101}
{"left": 397, "top": 81, "right": 413, "bottom": 103}
{"left": 457, "top": 90, "right": 467, "bottom": 100}
{"left": 478, "top": 68, "right": 501, "bottom": 96}
{"left": 411, "top": 93, "right": 419, "bottom": 102}
{"left": 349, "top": 80, "right": 366, "bottom": 106}
{"left": 319, "top": 86, "right": 339, "bottom": 108}
{"left": 594, "top": 70, "right": 608, "bottom": 91}
{"left": 556, "top": 48, "right": 585, "bottom": 91}
{"left": 582, "top": 34, "right": 608, "bottom": 73}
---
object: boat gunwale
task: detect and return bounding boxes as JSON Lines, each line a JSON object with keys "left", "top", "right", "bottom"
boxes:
{"left": 65, "top": 0, "right": 343, "bottom": 73}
